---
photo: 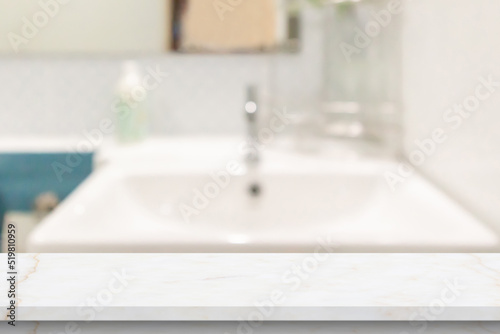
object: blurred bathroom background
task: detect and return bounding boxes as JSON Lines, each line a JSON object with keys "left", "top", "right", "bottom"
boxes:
{"left": 0, "top": 0, "right": 499, "bottom": 251}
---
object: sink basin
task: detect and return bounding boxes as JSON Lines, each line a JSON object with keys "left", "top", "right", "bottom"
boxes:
{"left": 27, "top": 137, "right": 500, "bottom": 252}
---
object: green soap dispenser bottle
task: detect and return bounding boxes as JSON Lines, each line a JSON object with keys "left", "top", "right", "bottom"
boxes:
{"left": 115, "top": 61, "right": 149, "bottom": 143}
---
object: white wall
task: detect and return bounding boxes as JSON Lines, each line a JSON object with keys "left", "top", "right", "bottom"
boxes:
{"left": 402, "top": 0, "right": 500, "bottom": 229}
{"left": 0, "top": 0, "right": 169, "bottom": 54}
{"left": 0, "top": 55, "right": 269, "bottom": 135}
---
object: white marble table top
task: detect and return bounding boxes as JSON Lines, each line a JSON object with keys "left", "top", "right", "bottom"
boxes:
{"left": 1, "top": 253, "right": 500, "bottom": 321}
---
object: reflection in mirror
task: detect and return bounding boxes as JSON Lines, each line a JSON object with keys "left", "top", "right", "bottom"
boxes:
{"left": 171, "top": 0, "right": 301, "bottom": 53}
{"left": 0, "top": 0, "right": 170, "bottom": 54}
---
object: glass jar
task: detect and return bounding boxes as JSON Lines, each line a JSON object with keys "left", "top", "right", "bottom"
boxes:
{"left": 321, "top": 0, "right": 402, "bottom": 147}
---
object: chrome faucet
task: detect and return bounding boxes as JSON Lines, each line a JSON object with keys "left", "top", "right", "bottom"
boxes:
{"left": 244, "top": 85, "right": 259, "bottom": 166}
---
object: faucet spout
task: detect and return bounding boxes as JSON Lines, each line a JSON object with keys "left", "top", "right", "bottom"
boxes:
{"left": 244, "top": 85, "right": 259, "bottom": 165}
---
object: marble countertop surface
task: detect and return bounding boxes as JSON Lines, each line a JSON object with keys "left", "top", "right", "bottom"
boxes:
{"left": 1, "top": 253, "right": 500, "bottom": 321}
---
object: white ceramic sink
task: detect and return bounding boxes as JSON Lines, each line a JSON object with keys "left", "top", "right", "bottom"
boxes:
{"left": 27, "top": 137, "right": 500, "bottom": 252}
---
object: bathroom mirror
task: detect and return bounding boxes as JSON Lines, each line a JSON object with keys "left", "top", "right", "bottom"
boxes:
{"left": 0, "top": 0, "right": 301, "bottom": 55}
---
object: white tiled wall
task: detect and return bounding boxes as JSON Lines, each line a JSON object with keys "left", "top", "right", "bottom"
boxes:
{"left": 0, "top": 56, "right": 270, "bottom": 136}
{"left": 402, "top": 0, "right": 500, "bottom": 230}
